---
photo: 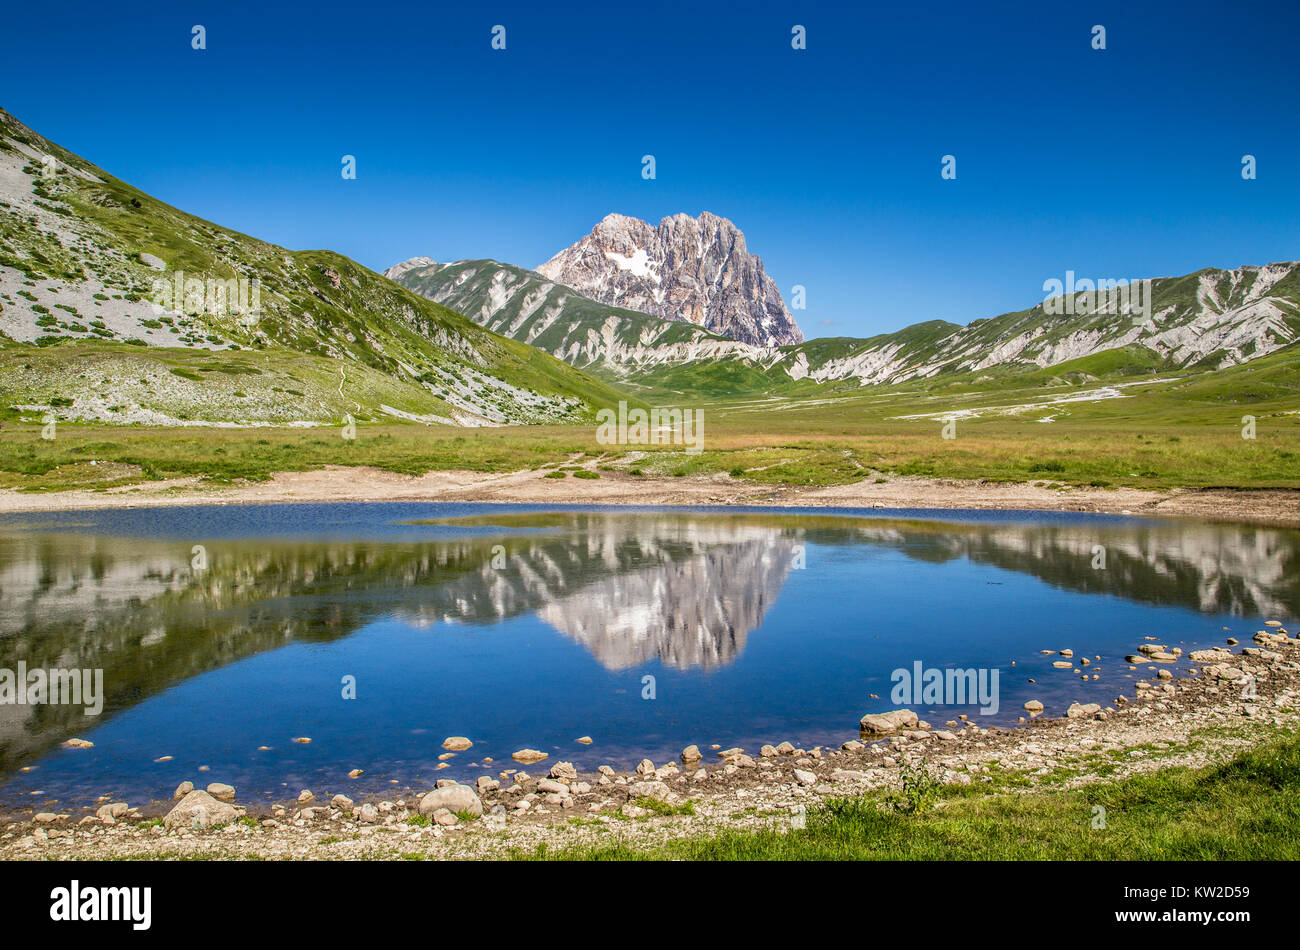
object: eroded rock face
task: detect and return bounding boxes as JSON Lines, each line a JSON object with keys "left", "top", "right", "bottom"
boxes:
{"left": 536, "top": 212, "right": 804, "bottom": 347}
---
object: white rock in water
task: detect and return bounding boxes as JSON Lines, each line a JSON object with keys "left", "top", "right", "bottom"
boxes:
{"left": 206, "top": 782, "right": 235, "bottom": 802}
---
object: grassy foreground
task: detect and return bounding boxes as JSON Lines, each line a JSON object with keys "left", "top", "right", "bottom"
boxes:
{"left": 2, "top": 342, "right": 1299, "bottom": 493}
{"left": 525, "top": 729, "right": 1300, "bottom": 860}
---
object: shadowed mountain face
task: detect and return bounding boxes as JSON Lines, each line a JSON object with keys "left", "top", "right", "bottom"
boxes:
{"left": 1, "top": 506, "right": 1297, "bottom": 788}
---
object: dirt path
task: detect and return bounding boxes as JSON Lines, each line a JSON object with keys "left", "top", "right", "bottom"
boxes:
{"left": 2, "top": 466, "right": 1299, "bottom": 525}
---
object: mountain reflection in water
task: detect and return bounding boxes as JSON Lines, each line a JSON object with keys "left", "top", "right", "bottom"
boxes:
{"left": 0, "top": 504, "right": 1296, "bottom": 799}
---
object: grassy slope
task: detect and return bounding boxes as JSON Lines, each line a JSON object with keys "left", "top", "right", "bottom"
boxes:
{"left": 395, "top": 259, "right": 733, "bottom": 359}
{"left": 0, "top": 108, "right": 636, "bottom": 425}
{"left": 3, "top": 342, "right": 1297, "bottom": 492}
{"left": 525, "top": 728, "right": 1300, "bottom": 860}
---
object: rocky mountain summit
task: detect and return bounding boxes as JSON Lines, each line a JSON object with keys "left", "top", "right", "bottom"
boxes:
{"left": 536, "top": 212, "right": 803, "bottom": 347}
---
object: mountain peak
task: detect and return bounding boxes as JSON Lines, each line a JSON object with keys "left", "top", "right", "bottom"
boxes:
{"left": 382, "top": 256, "right": 438, "bottom": 281}
{"left": 538, "top": 211, "right": 802, "bottom": 346}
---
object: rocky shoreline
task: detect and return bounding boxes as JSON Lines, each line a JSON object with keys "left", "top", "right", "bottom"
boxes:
{"left": 2, "top": 624, "right": 1296, "bottom": 861}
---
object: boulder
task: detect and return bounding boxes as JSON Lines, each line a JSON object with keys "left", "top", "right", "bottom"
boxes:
{"left": 548, "top": 761, "right": 578, "bottom": 781}
{"left": 859, "top": 709, "right": 919, "bottom": 734}
{"left": 164, "top": 790, "right": 237, "bottom": 830}
{"left": 442, "top": 737, "right": 473, "bottom": 751}
{"left": 627, "top": 780, "right": 671, "bottom": 802}
{"left": 417, "top": 784, "right": 483, "bottom": 819}
{"left": 205, "top": 782, "right": 235, "bottom": 802}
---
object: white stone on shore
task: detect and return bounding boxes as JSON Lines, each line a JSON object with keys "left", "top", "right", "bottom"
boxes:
{"left": 418, "top": 784, "right": 483, "bottom": 818}
{"left": 628, "top": 780, "right": 671, "bottom": 802}
{"left": 859, "top": 709, "right": 919, "bottom": 734}
{"left": 548, "top": 761, "right": 578, "bottom": 781}
{"left": 165, "top": 790, "right": 236, "bottom": 830}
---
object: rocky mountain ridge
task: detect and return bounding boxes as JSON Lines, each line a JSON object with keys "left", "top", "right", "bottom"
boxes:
{"left": 535, "top": 212, "right": 804, "bottom": 347}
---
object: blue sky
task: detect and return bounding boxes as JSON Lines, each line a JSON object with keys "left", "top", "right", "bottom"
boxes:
{"left": 3, "top": 0, "right": 1297, "bottom": 339}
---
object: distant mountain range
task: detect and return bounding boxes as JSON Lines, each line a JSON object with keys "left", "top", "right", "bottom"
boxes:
{"left": 391, "top": 249, "right": 1300, "bottom": 396}
{"left": 3, "top": 102, "right": 1297, "bottom": 427}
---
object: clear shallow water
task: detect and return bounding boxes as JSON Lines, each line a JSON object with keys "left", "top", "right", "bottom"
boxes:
{"left": 0, "top": 502, "right": 1296, "bottom": 808}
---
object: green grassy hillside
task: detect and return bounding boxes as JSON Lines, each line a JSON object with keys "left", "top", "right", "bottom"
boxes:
{"left": 0, "top": 108, "right": 636, "bottom": 427}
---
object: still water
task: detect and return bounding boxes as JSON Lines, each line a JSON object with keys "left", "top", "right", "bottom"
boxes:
{"left": 0, "top": 503, "right": 1295, "bottom": 806}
